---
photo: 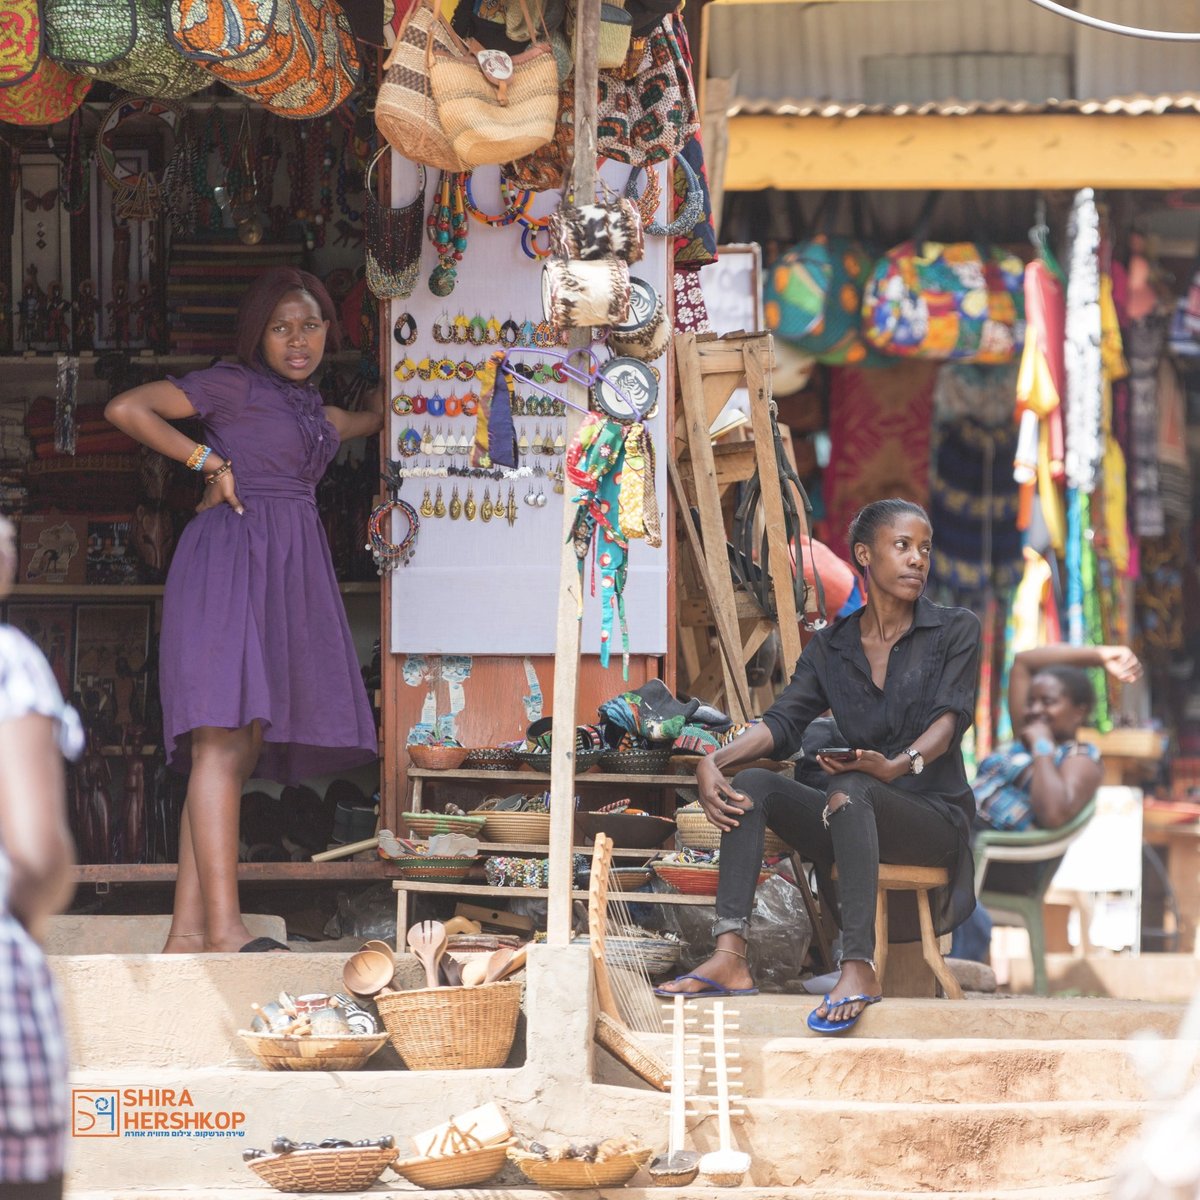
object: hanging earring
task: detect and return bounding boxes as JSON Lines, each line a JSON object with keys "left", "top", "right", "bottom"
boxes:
{"left": 464, "top": 487, "right": 477, "bottom": 521}
{"left": 481, "top": 487, "right": 493, "bottom": 523}
{"left": 433, "top": 485, "right": 446, "bottom": 518}
{"left": 506, "top": 486, "right": 518, "bottom": 526}
{"left": 449, "top": 486, "right": 462, "bottom": 520}
{"left": 421, "top": 425, "right": 433, "bottom": 455}
{"left": 518, "top": 427, "right": 529, "bottom": 457}
{"left": 537, "top": 486, "right": 547, "bottom": 508}
{"left": 420, "top": 487, "right": 434, "bottom": 518}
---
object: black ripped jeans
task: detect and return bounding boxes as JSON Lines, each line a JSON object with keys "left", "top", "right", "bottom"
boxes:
{"left": 714, "top": 768, "right": 961, "bottom": 963}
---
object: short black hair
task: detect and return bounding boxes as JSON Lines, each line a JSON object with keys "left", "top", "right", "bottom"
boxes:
{"left": 1036, "top": 666, "right": 1096, "bottom": 716}
{"left": 848, "top": 498, "right": 931, "bottom": 575}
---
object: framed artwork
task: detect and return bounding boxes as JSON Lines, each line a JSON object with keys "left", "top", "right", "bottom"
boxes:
{"left": 74, "top": 603, "right": 151, "bottom": 732}
{"left": 5, "top": 603, "right": 74, "bottom": 697}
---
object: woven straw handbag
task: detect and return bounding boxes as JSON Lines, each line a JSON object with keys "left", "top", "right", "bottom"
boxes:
{"left": 167, "top": 0, "right": 277, "bottom": 61}
{"left": 0, "top": 0, "right": 41, "bottom": 87}
{"left": 375, "top": 0, "right": 464, "bottom": 171}
{"left": 427, "top": 0, "right": 557, "bottom": 169}
{"left": 0, "top": 58, "right": 92, "bottom": 126}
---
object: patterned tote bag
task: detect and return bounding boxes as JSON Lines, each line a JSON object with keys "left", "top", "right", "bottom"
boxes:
{"left": 167, "top": 0, "right": 277, "bottom": 61}
{"left": 42, "top": 0, "right": 137, "bottom": 69}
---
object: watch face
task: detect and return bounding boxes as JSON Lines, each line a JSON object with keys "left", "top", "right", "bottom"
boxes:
{"left": 911, "top": 752, "right": 924, "bottom": 774}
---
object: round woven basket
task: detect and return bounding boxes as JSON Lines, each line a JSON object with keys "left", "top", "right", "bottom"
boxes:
{"left": 676, "top": 804, "right": 789, "bottom": 857}
{"left": 599, "top": 749, "right": 674, "bottom": 776}
{"left": 408, "top": 744, "right": 469, "bottom": 770}
{"left": 248, "top": 1145, "right": 398, "bottom": 1192}
{"left": 402, "top": 812, "right": 487, "bottom": 837}
{"left": 482, "top": 812, "right": 552, "bottom": 844}
{"left": 513, "top": 748, "right": 603, "bottom": 774}
{"left": 463, "top": 747, "right": 518, "bottom": 771}
{"left": 391, "top": 1141, "right": 512, "bottom": 1187}
{"left": 652, "top": 863, "right": 772, "bottom": 896}
{"left": 508, "top": 1145, "right": 653, "bottom": 1188}
{"left": 391, "top": 855, "right": 475, "bottom": 883}
{"left": 238, "top": 1031, "right": 390, "bottom": 1072}
{"left": 594, "top": 1012, "right": 669, "bottom": 1090}
{"left": 610, "top": 866, "right": 652, "bottom": 892}
{"left": 374, "top": 981, "right": 521, "bottom": 1070}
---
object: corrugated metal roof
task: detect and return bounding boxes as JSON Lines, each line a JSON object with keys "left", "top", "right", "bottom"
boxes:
{"left": 727, "top": 92, "right": 1200, "bottom": 118}
{"left": 708, "top": 0, "right": 1200, "bottom": 107}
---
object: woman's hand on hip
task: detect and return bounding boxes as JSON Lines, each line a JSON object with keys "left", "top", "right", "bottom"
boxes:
{"left": 196, "top": 466, "right": 244, "bottom": 516}
{"left": 695, "top": 755, "right": 752, "bottom": 831}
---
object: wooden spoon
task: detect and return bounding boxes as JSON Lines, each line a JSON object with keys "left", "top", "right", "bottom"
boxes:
{"left": 407, "top": 920, "right": 447, "bottom": 990}
{"left": 439, "top": 954, "right": 464, "bottom": 987}
{"left": 461, "top": 958, "right": 489, "bottom": 988}
{"left": 486, "top": 944, "right": 528, "bottom": 983}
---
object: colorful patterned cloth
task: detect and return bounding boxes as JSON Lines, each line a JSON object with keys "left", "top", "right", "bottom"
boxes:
{"left": 974, "top": 739, "right": 1101, "bottom": 832}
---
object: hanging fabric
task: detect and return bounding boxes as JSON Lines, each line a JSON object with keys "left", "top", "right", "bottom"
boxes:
{"left": 0, "top": 0, "right": 41, "bottom": 87}
{"left": 0, "top": 58, "right": 91, "bottom": 126}
{"left": 1063, "top": 188, "right": 1103, "bottom": 492}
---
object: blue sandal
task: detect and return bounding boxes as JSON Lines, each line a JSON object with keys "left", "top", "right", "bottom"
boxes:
{"left": 806, "top": 993, "right": 882, "bottom": 1034}
{"left": 653, "top": 973, "right": 759, "bottom": 998}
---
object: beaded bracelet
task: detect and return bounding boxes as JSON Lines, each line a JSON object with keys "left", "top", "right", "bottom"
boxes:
{"left": 366, "top": 497, "right": 419, "bottom": 572}
{"left": 186, "top": 443, "right": 212, "bottom": 472}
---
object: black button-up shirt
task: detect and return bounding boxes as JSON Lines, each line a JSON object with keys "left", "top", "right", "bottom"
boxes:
{"left": 761, "top": 597, "right": 982, "bottom": 936}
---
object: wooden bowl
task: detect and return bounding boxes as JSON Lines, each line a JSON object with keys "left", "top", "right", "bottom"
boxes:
{"left": 408, "top": 744, "right": 469, "bottom": 770}
{"left": 238, "top": 1031, "right": 390, "bottom": 1072}
{"left": 575, "top": 810, "right": 676, "bottom": 849}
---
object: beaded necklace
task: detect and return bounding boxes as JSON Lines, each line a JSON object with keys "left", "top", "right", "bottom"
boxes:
{"left": 194, "top": 107, "right": 230, "bottom": 234}
{"left": 59, "top": 110, "right": 90, "bottom": 217}
{"left": 426, "top": 171, "right": 469, "bottom": 297}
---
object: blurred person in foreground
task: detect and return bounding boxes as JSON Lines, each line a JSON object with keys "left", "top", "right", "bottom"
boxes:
{"left": 0, "top": 514, "right": 81, "bottom": 1198}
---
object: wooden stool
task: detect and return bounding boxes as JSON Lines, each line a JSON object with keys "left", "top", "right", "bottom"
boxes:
{"left": 832, "top": 864, "right": 963, "bottom": 999}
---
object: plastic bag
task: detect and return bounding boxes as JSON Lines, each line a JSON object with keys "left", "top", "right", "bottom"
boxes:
{"left": 655, "top": 872, "right": 812, "bottom": 992}
{"left": 323, "top": 884, "right": 396, "bottom": 942}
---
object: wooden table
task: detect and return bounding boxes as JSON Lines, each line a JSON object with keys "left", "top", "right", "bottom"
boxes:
{"left": 1142, "top": 820, "right": 1200, "bottom": 953}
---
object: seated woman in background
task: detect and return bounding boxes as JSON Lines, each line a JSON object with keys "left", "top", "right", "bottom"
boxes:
{"left": 656, "top": 498, "right": 982, "bottom": 1035}
{"left": 952, "top": 642, "right": 1143, "bottom": 962}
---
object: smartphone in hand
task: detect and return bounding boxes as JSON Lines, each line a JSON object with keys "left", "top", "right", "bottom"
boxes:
{"left": 817, "top": 746, "right": 859, "bottom": 763}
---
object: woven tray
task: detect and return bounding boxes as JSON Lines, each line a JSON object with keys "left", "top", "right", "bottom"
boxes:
{"left": 610, "top": 866, "right": 652, "bottom": 892}
{"left": 238, "top": 1031, "right": 390, "bottom": 1072}
{"left": 676, "top": 804, "right": 789, "bottom": 857}
{"left": 513, "top": 748, "right": 604, "bottom": 774}
{"left": 508, "top": 1145, "right": 653, "bottom": 1188}
{"left": 572, "top": 935, "right": 679, "bottom": 977}
{"left": 463, "top": 747, "right": 518, "bottom": 771}
{"left": 391, "top": 1141, "right": 512, "bottom": 1188}
{"left": 391, "top": 855, "right": 475, "bottom": 883}
{"left": 374, "top": 980, "right": 521, "bottom": 1070}
{"left": 599, "top": 749, "right": 674, "bottom": 775}
{"left": 594, "top": 1012, "right": 669, "bottom": 1091}
{"left": 248, "top": 1144, "right": 398, "bottom": 1192}
{"left": 402, "top": 812, "right": 487, "bottom": 837}
{"left": 652, "top": 862, "right": 771, "bottom": 896}
{"left": 482, "top": 811, "right": 552, "bottom": 844}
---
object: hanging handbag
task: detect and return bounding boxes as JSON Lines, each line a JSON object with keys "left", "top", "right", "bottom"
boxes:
{"left": 375, "top": 0, "right": 464, "bottom": 171}
{"left": 610, "top": 277, "right": 670, "bottom": 361}
{"left": 364, "top": 150, "right": 426, "bottom": 300}
{"left": 427, "top": 0, "right": 558, "bottom": 170}
{"left": 42, "top": 0, "right": 137, "bottom": 69}
{"left": 167, "top": 0, "right": 277, "bottom": 61}
{"left": 0, "top": 58, "right": 91, "bottom": 126}
{"left": 0, "top": 0, "right": 41, "bottom": 87}
{"left": 542, "top": 258, "right": 632, "bottom": 331}
{"left": 861, "top": 195, "right": 1026, "bottom": 364}
{"left": 564, "top": 0, "right": 629, "bottom": 69}
{"left": 548, "top": 190, "right": 644, "bottom": 264}
{"left": 200, "top": 0, "right": 360, "bottom": 119}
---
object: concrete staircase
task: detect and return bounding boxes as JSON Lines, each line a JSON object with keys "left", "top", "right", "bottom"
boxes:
{"left": 54, "top": 945, "right": 1193, "bottom": 1199}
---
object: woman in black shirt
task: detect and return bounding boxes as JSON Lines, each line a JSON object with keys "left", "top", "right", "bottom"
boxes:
{"left": 658, "top": 499, "right": 981, "bottom": 1034}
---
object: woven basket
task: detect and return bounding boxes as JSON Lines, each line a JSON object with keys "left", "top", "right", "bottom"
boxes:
{"left": 391, "top": 855, "right": 475, "bottom": 882}
{"left": 653, "top": 863, "right": 771, "bottom": 897}
{"left": 572, "top": 935, "right": 679, "bottom": 977}
{"left": 248, "top": 1145, "right": 398, "bottom": 1192}
{"left": 239, "top": 1031, "right": 390, "bottom": 1072}
{"left": 402, "top": 811, "right": 486, "bottom": 837}
{"left": 676, "top": 804, "right": 789, "bottom": 857}
{"left": 374, "top": 981, "right": 521, "bottom": 1070}
{"left": 482, "top": 811, "right": 551, "bottom": 844}
{"left": 594, "top": 1012, "right": 669, "bottom": 1091}
{"left": 463, "top": 747, "right": 518, "bottom": 771}
{"left": 610, "top": 866, "right": 652, "bottom": 892}
{"left": 408, "top": 744, "right": 469, "bottom": 770}
{"left": 391, "top": 1141, "right": 512, "bottom": 1187}
{"left": 599, "top": 749, "right": 674, "bottom": 776}
{"left": 508, "top": 1145, "right": 653, "bottom": 1188}
{"left": 513, "top": 748, "right": 604, "bottom": 774}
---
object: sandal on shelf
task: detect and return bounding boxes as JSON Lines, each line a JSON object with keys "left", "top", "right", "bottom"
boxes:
{"left": 239, "top": 937, "right": 292, "bottom": 953}
{"left": 652, "top": 973, "right": 758, "bottom": 998}
{"left": 806, "top": 993, "right": 881, "bottom": 1035}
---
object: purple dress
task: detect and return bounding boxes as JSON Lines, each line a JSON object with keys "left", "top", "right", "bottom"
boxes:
{"left": 160, "top": 361, "right": 378, "bottom": 784}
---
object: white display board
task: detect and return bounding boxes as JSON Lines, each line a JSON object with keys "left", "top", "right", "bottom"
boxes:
{"left": 386, "top": 160, "right": 670, "bottom": 658}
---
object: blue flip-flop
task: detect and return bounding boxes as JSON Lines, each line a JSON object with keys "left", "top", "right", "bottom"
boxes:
{"left": 806, "top": 993, "right": 882, "bottom": 1034}
{"left": 653, "top": 973, "right": 759, "bottom": 998}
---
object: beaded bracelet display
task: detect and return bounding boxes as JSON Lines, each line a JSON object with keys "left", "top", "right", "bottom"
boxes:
{"left": 186, "top": 443, "right": 212, "bottom": 471}
{"left": 366, "top": 497, "right": 419, "bottom": 573}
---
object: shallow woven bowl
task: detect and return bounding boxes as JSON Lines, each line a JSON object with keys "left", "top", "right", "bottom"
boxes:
{"left": 238, "top": 1031, "right": 390, "bottom": 1072}
{"left": 572, "top": 935, "right": 680, "bottom": 977}
{"left": 599, "top": 749, "right": 675, "bottom": 776}
{"left": 402, "top": 811, "right": 487, "bottom": 837}
{"left": 676, "top": 804, "right": 789, "bottom": 857}
{"left": 652, "top": 862, "right": 771, "bottom": 896}
{"left": 391, "top": 855, "right": 475, "bottom": 883}
{"left": 248, "top": 1144, "right": 398, "bottom": 1192}
{"left": 391, "top": 1141, "right": 513, "bottom": 1188}
{"left": 463, "top": 747, "right": 518, "bottom": 771}
{"left": 481, "top": 811, "right": 552, "bottom": 844}
{"left": 610, "top": 866, "right": 652, "bottom": 892}
{"left": 408, "top": 744, "right": 469, "bottom": 770}
{"left": 508, "top": 1145, "right": 653, "bottom": 1188}
{"left": 575, "top": 810, "right": 676, "bottom": 849}
{"left": 513, "top": 748, "right": 603, "bottom": 774}
{"left": 374, "top": 981, "right": 522, "bottom": 1070}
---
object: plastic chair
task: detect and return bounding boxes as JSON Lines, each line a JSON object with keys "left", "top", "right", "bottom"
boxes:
{"left": 972, "top": 799, "right": 1097, "bottom": 996}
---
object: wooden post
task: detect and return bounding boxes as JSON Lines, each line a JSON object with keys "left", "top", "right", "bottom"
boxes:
{"left": 547, "top": 0, "right": 602, "bottom": 946}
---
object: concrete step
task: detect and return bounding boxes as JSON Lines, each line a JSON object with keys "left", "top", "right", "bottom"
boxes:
{"left": 45, "top": 914, "right": 288, "bottom": 955}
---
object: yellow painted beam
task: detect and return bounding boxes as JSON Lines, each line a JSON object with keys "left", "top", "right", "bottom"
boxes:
{"left": 726, "top": 114, "right": 1200, "bottom": 191}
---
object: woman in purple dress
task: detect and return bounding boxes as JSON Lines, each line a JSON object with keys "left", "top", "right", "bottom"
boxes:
{"left": 106, "top": 269, "right": 382, "bottom": 953}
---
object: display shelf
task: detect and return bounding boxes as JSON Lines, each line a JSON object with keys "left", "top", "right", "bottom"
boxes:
{"left": 73, "top": 860, "right": 394, "bottom": 886}
{"left": 391, "top": 880, "right": 713, "bottom": 905}
{"left": 407, "top": 766, "right": 704, "bottom": 788}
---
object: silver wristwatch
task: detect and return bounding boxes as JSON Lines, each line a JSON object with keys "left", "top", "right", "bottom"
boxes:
{"left": 905, "top": 747, "right": 924, "bottom": 775}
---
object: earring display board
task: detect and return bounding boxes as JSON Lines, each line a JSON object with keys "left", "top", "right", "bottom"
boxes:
{"left": 385, "top": 159, "right": 670, "bottom": 658}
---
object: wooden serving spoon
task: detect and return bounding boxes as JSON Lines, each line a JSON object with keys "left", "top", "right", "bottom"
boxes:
{"left": 407, "top": 920, "right": 447, "bottom": 989}
{"left": 485, "top": 944, "right": 528, "bottom": 983}
{"left": 461, "top": 958, "right": 489, "bottom": 987}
